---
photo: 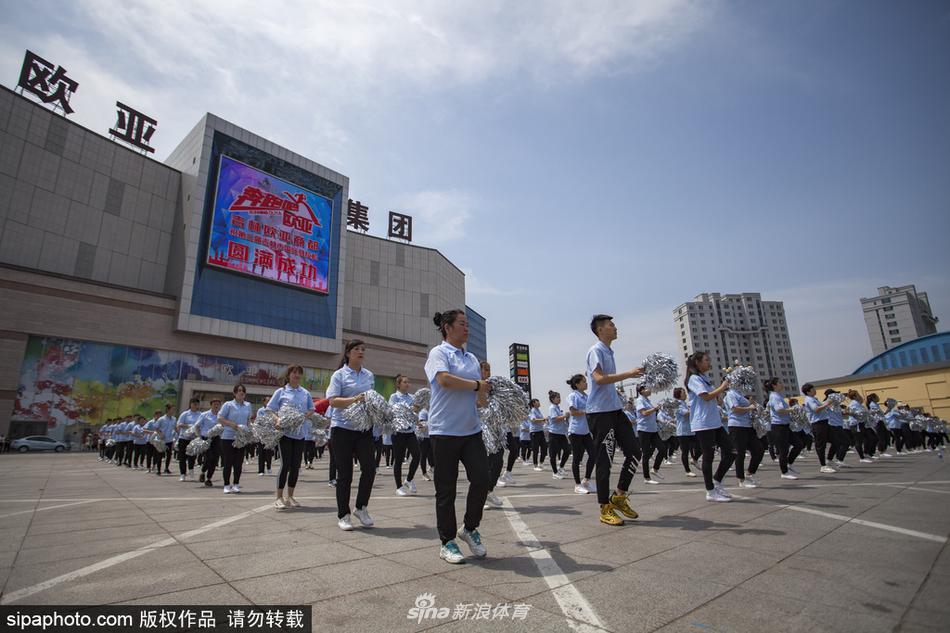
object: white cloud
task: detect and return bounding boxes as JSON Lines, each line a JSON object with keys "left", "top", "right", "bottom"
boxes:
{"left": 459, "top": 267, "right": 521, "bottom": 297}
{"left": 392, "top": 189, "right": 473, "bottom": 244}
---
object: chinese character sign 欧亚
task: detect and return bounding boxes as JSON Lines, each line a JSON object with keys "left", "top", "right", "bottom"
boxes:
{"left": 16, "top": 50, "right": 79, "bottom": 114}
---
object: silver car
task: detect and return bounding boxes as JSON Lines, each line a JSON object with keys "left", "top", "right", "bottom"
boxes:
{"left": 10, "top": 436, "right": 68, "bottom": 452}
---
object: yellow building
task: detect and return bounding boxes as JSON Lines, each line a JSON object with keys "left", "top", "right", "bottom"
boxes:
{"left": 812, "top": 361, "right": 950, "bottom": 419}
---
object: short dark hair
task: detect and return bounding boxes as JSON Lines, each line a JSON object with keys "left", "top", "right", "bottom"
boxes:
{"left": 801, "top": 383, "right": 814, "bottom": 395}
{"left": 590, "top": 314, "right": 613, "bottom": 335}
{"left": 210, "top": 397, "right": 222, "bottom": 404}
{"left": 824, "top": 388, "right": 837, "bottom": 397}
{"left": 189, "top": 397, "right": 200, "bottom": 405}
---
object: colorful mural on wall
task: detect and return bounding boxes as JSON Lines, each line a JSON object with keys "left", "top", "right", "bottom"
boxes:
{"left": 14, "top": 336, "right": 393, "bottom": 439}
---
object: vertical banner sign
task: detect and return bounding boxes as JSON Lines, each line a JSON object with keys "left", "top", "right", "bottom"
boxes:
{"left": 206, "top": 156, "right": 333, "bottom": 294}
{"left": 508, "top": 343, "right": 531, "bottom": 400}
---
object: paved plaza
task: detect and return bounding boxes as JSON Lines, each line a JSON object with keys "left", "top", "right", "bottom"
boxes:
{"left": 0, "top": 450, "right": 947, "bottom": 632}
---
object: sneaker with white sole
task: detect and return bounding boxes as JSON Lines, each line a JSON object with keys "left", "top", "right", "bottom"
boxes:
{"left": 274, "top": 498, "right": 286, "bottom": 510}
{"left": 574, "top": 484, "right": 590, "bottom": 494}
{"left": 440, "top": 540, "right": 465, "bottom": 564}
{"left": 353, "top": 508, "right": 374, "bottom": 527}
{"left": 819, "top": 465, "right": 837, "bottom": 474}
{"left": 423, "top": 473, "right": 432, "bottom": 481}
{"left": 880, "top": 452, "right": 892, "bottom": 457}
{"left": 396, "top": 485, "right": 410, "bottom": 496}
{"left": 860, "top": 458, "right": 873, "bottom": 463}
{"left": 223, "top": 485, "right": 233, "bottom": 494}
{"left": 258, "top": 472, "right": 265, "bottom": 477}
{"left": 179, "top": 474, "right": 186, "bottom": 482}
{"left": 232, "top": 484, "right": 242, "bottom": 493}
{"left": 407, "top": 480, "right": 417, "bottom": 494}
{"left": 781, "top": 473, "right": 799, "bottom": 480}
{"left": 738, "top": 479, "right": 758, "bottom": 489}
{"left": 787, "top": 466, "right": 800, "bottom": 475}
{"left": 485, "top": 492, "right": 503, "bottom": 509}
{"left": 503, "top": 472, "right": 515, "bottom": 485}
{"left": 552, "top": 472, "right": 565, "bottom": 480}
{"left": 747, "top": 475, "right": 761, "bottom": 486}
{"left": 706, "top": 489, "right": 731, "bottom": 502}
{"left": 285, "top": 497, "right": 301, "bottom": 508}
{"left": 328, "top": 479, "right": 336, "bottom": 487}
{"left": 584, "top": 480, "right": 596, "bottom": 492}
{"left": 457, "top": 528, "right": 487, "bottom": 558}
{"left": 685, "top": 471, "right": 697, "bottom": 478}
{"left": 533, "top": 466, "right": 543, "bottom": 471}
{"left": 338, "top": 514, "right": 353, "bottom": 531}
{"left": 714, "top": 482, "right": 732, "bottom": 498}
{"left": 652, "top": 470, "right": 664, "bottom": 480}
{"left": 644, "top": 478, "right": 659, "bottom": 485}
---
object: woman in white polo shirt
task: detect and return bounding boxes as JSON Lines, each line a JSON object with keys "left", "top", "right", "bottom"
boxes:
{"left": 425, "top": 309, "right": 490, "bottom": 564}
{"left": 326, "top": 340, "right": 377, "bottom": 531}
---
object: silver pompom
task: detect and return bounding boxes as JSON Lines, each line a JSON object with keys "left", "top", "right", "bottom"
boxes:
{"left": 253, "top": 409, "right": 283, "bottom": 450}
{"left": 185, "top": 438, "right": 209, "bottom": 456}
{"left": 415, "top": 418, "right": 429, "bottom": 439}
{"left": 206, "top": 424, "right": 225, "bottom": 439}
{"left": 827, "top": 392, "right": 845, "bottom": 407}
{"left": 232, "top": 425, "right": 256, "bottom": 449}
{"left": 657, "top": 416, "right": 676, "bottom": 441}
{"left": 724, "top": 361, "right": 757, "bottom": 394}
{"left": 641, "top": 353, "right": 680, "bottom": 392}
{"left": 412, "top": 388, "right": 431, "bottom": 411}
{"left": 486, "top": 376, "right": 530, "bottom": 432}
{"left": 789, "top": 406, "right": 809, "bottom": 432}
{"left": 148, "top": 433, "right": 165, "bottom": 453}
{"left": 342, "top": 390, "right": 392, "bottom": 432}
{"left": 312, "top": 428, "right": 328, "bottom": 447}
{"left": 105, "top": 438, "right": 116, "bottom": 448}
{"left": 389, "top": 403, "right": 418, "bottom": 434}
{"left": 751, "top": 405, "right": 771, "bottom": 439}
{"left": 277, "top": 403, "right": 308, "bottom": 434}
{"left": 658, "top": 398, "right": 680, "bottom": 420}
{"left": 309, "top": 411, "right": 331, "bottom": 431}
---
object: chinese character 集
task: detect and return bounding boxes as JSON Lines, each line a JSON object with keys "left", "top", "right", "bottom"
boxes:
{"left": 347, "top": 199, "right": 370, "bottom": 232}
{"left": 17, "top": 50, "right": 79, "bottom": 114}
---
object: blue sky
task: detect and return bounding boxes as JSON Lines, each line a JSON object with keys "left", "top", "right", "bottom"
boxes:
{"left": 2, "top": 0, "right": 948, "bottom": 398}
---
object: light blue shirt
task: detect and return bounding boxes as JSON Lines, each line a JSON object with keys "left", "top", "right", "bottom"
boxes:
{"left": 675, "top": 401, "right": 692, "bottom": 436}
{"left": 132, "top": 423, "right": 148, "bottom": 445}
{"left": 529, "top": 407, "right": 545, "bottom": 433}
{"left": 157, "top": 414, "right": 176, "bottom": 442}
{"left": 804, "top": 395, "right": 827, "bottom": 423}
{"left": 219, "top": 400, "right": 252, "bottom": 440}
{"left": 418, "top": 409, "right": 430, "bottom": 438}
{"left": 586, "top": 341, "right": 623, "bottom": 414}
{"left": 825, "top": 400, "right": 844, "bottom": 428}
{"left": 635, "top": 395, "right": 658, "bottom": 433}
{"left": 326, "top": 365, "right": 375, "bottom": 432}
{"left": 300, "top": 419, "right": 312, "bottom": 440}
{"left": 568, "top": 390, "right": 589, "bottom": 435}
{"left": 885, "top": 409, "right": 902, "bottom": 429}
{"left": 768, "top": 391, "right": 791, "bottom": 425}
{"left": 688, "top": 374, "right": 720, "bottom": 432}
{"left": 195, "top": 410, "right": 218, "bottom": 437}
{"left": 267, "top": 384, "right": 315, "bottom": 440}
{"left": 724, "top": 389, "right": 751, "bottom": 428}
{"left": 177, "top": 410, "right": 201, "bottom": 440}
{"left": 118, "top": 420, "right": 133, "bottom": 441}
{"left": 519, "top": 420, "right": 530, "bottom": 441}
{"left": 548, "top": 404, "right": 568, "bottom": 435}
{"left": 382, "top": 433, "right": 392, "bottom": 446}
{"left": 424, "top": 341, "right": 482, "bottom": 437}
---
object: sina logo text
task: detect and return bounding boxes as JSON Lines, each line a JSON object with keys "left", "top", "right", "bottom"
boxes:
{"left": 407, "top": 593, "right": 449, "bottom": 623}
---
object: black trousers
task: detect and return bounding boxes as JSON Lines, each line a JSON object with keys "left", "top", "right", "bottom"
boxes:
{"left": 530, "top": 431, "right": 545, "bottom": 465}
{"left": 133, "top": 443, "right": 147, "bottom": 467}
{"left": 505, "top": 433, "right": 518, "bottom": 472}
{"left": 520, "top": 439, "right": 530, "bottom": 460}
{"left": 863, "top": 425, "right": 878, "bottom": 456}
{"left": 588, "top": 410, "right": 640, "bottom": 505}
{"left": 826, "top": 426, "right": 848, "bottom": 462}
{"left": 569, "top": 432, "right": 595, "bottom": 484}
{"left": 257, "top": 444, "right": 273, "bottom": 472}
{"left": 277, "top": 436, "right": 304, "bottom": 490}
{"left": 221, "top": 439, "right": 244, "bottom": 485}
{"left": 639, "top": 431, "right": 664, "bottom": 480}
{"left": 548, "top": 434, "right": 570, "bottom": 472}
{"left": 328, "top": 441, "right": 337, "bottom": 481}
{"left": 678, "top": 435, "right": 697, "bottom": 472}
{"left": 304, "top": 440, "right": 316, "bottom": 465}
{"left": 770, "top": 425, "right": 803, "bottom": 474}
{"left": 812, "top": 420, "right": 830, "bottom": 466}
{"left": 330, "top": 428, "right": 376, "bottom": 518}
{"left": 876, "top": 422, "right": 889, "bottom": 451}
{"left": 392, "top": 432, "right": 420, "bottom": 488}
{"left": 488, "top": 447, "right": 504, "bottom": 492}
{"left": 202, "top": 437, "right": 221, "bottom": 480}
{"left": 419, "top": 437, "right": 434, "bottom": 475}
{"left": 431, "top": 432, "right": 489, "bottom": 544}
{"left": 696, "top": 427, "right": 735, "bottom": 491}
{"left": 177, "top": 439, "right": 195, "bottom": 474}
{"left": 729, "top": 426, "right": 763, "bottom": 480}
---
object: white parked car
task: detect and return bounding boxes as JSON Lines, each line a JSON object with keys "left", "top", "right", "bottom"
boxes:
{"left": 10, "top": 436, "right": 68, "bottom": 452}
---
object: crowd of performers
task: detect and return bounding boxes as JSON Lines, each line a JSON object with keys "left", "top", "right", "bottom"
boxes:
{"left": 94, "top": 311, "right": 948, "bottom": 563}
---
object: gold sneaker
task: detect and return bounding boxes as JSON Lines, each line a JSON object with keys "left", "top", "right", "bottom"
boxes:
{"left": 610, "top": 492, "right": 639, "bottom": 519}
{"left": 600, "top": 503, "right": 624, "bottom": 526}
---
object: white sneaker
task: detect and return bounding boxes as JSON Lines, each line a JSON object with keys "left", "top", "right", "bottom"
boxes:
{"left": 503, "top": 472, "right": 515, "bottom": 485}
{"left": 223, "top": 485, "right": 232, "bottom": 494}
{"left": 706, "top": 490, "right": 730, "bottom": 502}
{"left": 274, "top": 497, "right": 286, "bottom": 510}
{"left": 533, "top": 466, "right": 543, "bottom": 471}
{"left": 232, "top": 484, "right": 241, "bottom": 493}
{"left": 457, "top": 528, "right": 487, "bottom": 558}
{"left": 820, "top": 465, "right": 837, "bottom": 474}
{"left": 788, "top": 466, "right": 800, "bottom": 475}
{"left": 652, "top": 470, "right": 665, "bottom": 480}
{"left": 664, "top": 459, "right": 674, "bottom": 466}
{"left": 338, "top": 514, "right": 353, "bottom": 531}
{"left": 860, "top": 458, "right": 873, "bottom": 463}
{"left": 552, "top": 472, "right": 565, "bottom": 480}
{"left": 485, "top": 492, "right": 503, "bottom": 508}
{"left": 179, "top": 474, "right": 186, "bottom": 482}
{"left": 423, "top": 473, "right": 432, "bottom": 481}
{"left": 328, "top": 479, "right": 336, "bottom": 487}
{"left": 584, "top": 480, "right": 596, "bottom": 492}
{"left": 738, "top": 479, "right": 758, "bottom": 489}
{"left": 835, "top": 461, "right": 850, "bottom": 468}
{"left": 881, "top": 452, "right": 892, "bottom": 457}
{"left": 714, "top": 482, "right": 732, "bottom": 498}
{"left": 747, "top": 475, "right": 761, "bottom": 486}
{"left": 685, "top": 471, "right": 697, "bottom": 478}
{"left": 781, "top": 473, "right": 799, "bottom": 480}
{"left": 574, "top": 484, "right": 590, "bottom": 494}
{"left": 871, "top": 455, "right": 880, "bottom": 460}
{"left": 258, "top": 472, "right": 265, "bottom": 477}
{"left": 557, "top": 467, "right": 567, "bottom": 477}
{"left": 440, "top": 540, "right": 465, "bottom": 564}
{"left": 266, "top": 468, "right": 273, "bottom": 474}
{"left": 396, "top": 485, "right": 410, "bottom": 496}
{"left": 496, "top": 478, "right": 507, "bottom": 487}
{"left": 407, "top": 480, "right": 417, "bottom": 493}
{"left": 353, "top": 508, "right": 374, "bottom": 527}
{"left": 644, "top": 478, "right": 659, "bottom": 485}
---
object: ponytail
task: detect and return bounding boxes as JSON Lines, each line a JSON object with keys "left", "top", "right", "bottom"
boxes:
{"left": 684, "top": 351, "right": 707, "bottom": 387}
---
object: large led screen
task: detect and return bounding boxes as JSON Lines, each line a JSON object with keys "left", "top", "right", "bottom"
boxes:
{"left": 206, "top": 155, "right": 333, "bottom": 294}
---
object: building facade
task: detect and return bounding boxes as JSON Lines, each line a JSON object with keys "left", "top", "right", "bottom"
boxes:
{"left": 0, "top": 86, "right": 482, "bottom": 441}
{"left": 465, "top": 306, "right": 487, "bottom": 362}
{"left": 812, "top": 362, "right": 950, "bottom": 421}
{"left": 861, "top": 285, "right": 939, "bottom": 356}
{"left": 673, "top": 292, "right": 799, "bottom": 399}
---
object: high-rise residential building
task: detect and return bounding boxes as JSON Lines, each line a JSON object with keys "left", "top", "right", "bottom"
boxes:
{"left": 673, "top": 292, "right": 799, "bottom": 400}
{"left": 861, "top": 285, "right": 939, "bottom": 356}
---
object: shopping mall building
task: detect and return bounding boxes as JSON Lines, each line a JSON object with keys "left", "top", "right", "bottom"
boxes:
{"left": 0, "top": 85, "right": 487, "bottom": 443}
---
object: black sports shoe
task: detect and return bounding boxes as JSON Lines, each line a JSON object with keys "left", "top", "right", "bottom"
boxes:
{"left": 204, "top": 479, "right": 212, "bottom": 487}
{"left": 199, "top": 473, "right": 205, "bottom": 483}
